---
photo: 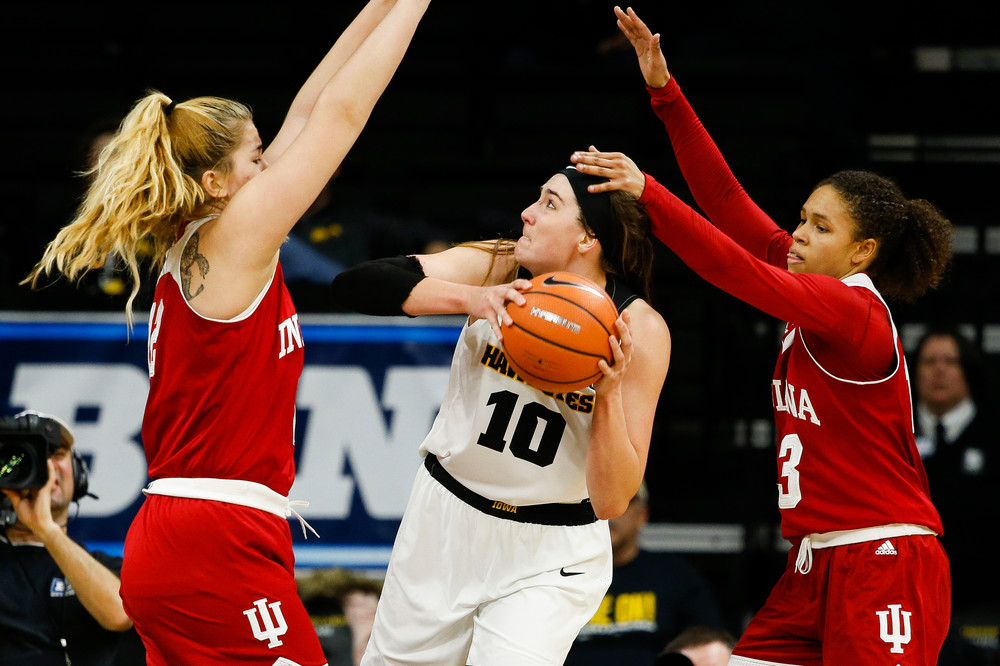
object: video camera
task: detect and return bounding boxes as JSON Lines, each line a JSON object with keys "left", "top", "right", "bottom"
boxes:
{"left": 0, "top": 412, "right": 63, "bottom": 491}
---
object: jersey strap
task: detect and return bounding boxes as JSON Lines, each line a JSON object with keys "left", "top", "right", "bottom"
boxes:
{"left": 424, "top": 455, "right": 597, "bottom": 525}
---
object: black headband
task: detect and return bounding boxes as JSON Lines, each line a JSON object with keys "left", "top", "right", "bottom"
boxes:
{"left": 561, "top": 166, "right": 617, "bottom": 259}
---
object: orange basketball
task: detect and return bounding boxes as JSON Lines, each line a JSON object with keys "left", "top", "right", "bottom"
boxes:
{"left": 500, "top": 271, "right": 619, "bottom": 394}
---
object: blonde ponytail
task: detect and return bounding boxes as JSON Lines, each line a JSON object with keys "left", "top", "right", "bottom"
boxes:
{"left": 23, "top": 90, "right": 252, "bottom": 327}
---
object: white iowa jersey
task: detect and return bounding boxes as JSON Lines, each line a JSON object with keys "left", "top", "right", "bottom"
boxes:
{"left": 419, "top": 272, "right": 639, "bottom": 506}
{"left": 419, "top": 316, "right": 600, "bottom": 506}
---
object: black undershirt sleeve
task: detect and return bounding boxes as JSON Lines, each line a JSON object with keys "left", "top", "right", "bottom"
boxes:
{"left": 330, "top": 255, "right": 425, "bottom": 316}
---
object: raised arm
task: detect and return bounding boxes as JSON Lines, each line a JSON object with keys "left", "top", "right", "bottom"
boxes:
{"left": 197, "top": 0, "right": 430, "bottom": 318}
{"left": 264, "top": 0, "right": 399, "bottom": 163}
{"left": 640, "top": 171, "right": 894, "bottom": 363}
{"left": 615, "top": 6, "right": 788, "bottom": 264}
{"left": 573, "top": 150, "right": 890, "bottom": 360}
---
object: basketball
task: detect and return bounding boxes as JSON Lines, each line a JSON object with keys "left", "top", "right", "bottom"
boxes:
{"left": 500, "top": 271, "right": 619, "bottom": 393}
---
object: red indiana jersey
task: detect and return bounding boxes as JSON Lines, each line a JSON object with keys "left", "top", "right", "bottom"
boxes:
{"left": 772, "top": 275, "right": 941, "bottom": 538}
{"left": 141, "top": 218, "right": 304, "bottom": 495}
{"left": 640, "top": 78, "right": 942, "bottom": 540}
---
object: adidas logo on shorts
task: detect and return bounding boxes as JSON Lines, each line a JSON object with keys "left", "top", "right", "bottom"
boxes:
{"left": 875, "top": 539, "right": 898, "bottom": 556}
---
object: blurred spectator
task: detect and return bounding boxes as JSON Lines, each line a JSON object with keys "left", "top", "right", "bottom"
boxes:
{"left": 911, "top": 325, "right": 999, "bottom": 663}
{"left": 282, "top": 169, "right": 454, "bottom": 311}
{"left": 297, "top": 567, "right": 383, "bottom": 666}
{"left": 656, "top": 625, "right": 737, "bottom": 666}
{"left": 564, "top": 482, "right": 725, "bottom": 666}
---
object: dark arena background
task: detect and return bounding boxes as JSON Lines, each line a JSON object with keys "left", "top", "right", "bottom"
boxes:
{"left": 2, "top": 0, "right": 998, "bottom": 658}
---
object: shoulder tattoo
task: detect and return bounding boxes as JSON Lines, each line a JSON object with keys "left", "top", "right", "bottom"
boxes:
{"left": 180, "top": 232, "right": 210, "bottom": 300}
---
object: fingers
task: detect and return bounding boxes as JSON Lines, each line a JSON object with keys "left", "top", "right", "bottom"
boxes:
{"left": 626, "top": 6, "right": 651, "bottom": 35}
{"left": 42, "top": 459, "right": 57, "bottom": 492}
{"left": 602, "top": 313, "right": 632, "bottom": 368}
{"left": 571, "top": 149, "right": 624, "bottom": 171}
{"left": 616, "top": 6, "right": 651, "bottom": 40}
{"left": 617, "top": 313, "right": 633, "bottom": 359}
{"left": 511, "top": 278, "right": 532, "bottom": 296}
{"left": 493, "top": 280, "right": 532, "bottom": 340}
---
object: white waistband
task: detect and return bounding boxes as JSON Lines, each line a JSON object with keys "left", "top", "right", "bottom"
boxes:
{"left": 794, "top": 523, "right": 936, "bottom": 574}
{"left": 143, "top": 478, "right": 319, "bottom": 539}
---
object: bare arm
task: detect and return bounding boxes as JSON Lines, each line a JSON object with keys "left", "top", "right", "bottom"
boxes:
{"left": 586, "top": 302, "right": 671, "bottom": 518}
{"left": 264, "top": 0, "right": 399, "bottom": 163}
{"left": 2, "top": 463, "right": 132, "bottom": 632}
{"left": 194, "top": 0, "right": 431, "bottom": 319}
{"left": 404, "top": 246, "right": 531, "bottom": 339}
{"left": 36, "top": 530, "right": 132, "bottom": 631}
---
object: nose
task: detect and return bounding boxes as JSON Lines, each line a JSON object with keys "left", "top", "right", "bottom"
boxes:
{"left": 520, "top": 205, "right": 535, "bottom": 225}
{"left": 791, "top": 227, "right": 807, "bottom": 244}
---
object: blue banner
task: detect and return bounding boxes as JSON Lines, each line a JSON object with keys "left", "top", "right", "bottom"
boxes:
{"left": 0, "top": 312, "right": 465, "bottom": 569}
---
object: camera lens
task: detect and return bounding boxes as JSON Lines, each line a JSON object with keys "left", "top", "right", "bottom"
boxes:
{"left": 0, "top": 440, "right": 45, "bottom": 489}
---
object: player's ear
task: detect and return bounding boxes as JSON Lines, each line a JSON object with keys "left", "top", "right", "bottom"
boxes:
{"left": 852, "top": 237, "right": 878, "bottom": 267}
{"left": 201, "top": 169, "right": 229, "bottom": 199}
{"left": 578, "top": 232, "right": 599, "bottom": 253}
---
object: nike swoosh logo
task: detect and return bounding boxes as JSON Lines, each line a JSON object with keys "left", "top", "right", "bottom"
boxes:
{"left": 542, "top": 275, "right": 606, "bottom": 300}
{"left": 559, "top": 567, "right": 584, "bottom": 577}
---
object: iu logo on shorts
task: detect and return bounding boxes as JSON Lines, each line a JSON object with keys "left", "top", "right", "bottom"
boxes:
{"left": 876, "top": 603, "right": 912, "bottom": 654}
{"left": 244, "top": 598, "right": 288, "bottom": 648}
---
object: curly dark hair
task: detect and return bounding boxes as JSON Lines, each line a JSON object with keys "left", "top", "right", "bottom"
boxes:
{"left": 816, "top": 170, "right": 953, "bottom": 302}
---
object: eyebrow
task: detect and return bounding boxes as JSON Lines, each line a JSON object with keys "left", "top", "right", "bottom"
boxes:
{"left": 541, "top": 187, "right": 565, "bottom": 203}
{"left": 801, "top": 207, "right": 832, "bottom": 222}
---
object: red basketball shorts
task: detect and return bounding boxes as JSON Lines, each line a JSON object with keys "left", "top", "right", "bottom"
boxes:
{"left": 121, "top": 494, "right": 327, "bottom": 666}
{"left": 731, "top": 534, "right": 950, "bottom": 665}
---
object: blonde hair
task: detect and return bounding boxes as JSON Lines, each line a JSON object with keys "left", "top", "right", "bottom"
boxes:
{"left": 23, "top": 90, "right": 253, "bottom": 326}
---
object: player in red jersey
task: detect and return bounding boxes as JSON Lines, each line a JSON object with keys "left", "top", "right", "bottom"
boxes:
{"left": 24, "top": 2, "right": 431, "bottom": 663}
{"left": 569, "top": 7, "right": 955, "bottom": 665}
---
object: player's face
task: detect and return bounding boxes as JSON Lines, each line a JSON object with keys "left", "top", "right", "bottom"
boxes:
{"left": 515, "top": 174, "right": 589, "bottom": 274}
{"left": 220, "top": 122, "right": 266, "bottom": 198}
{"left": 788, "top": 185, "right": 871, "bottom": 279}
{"left": 916, "top": 335, "right": 970, "bottom": 414}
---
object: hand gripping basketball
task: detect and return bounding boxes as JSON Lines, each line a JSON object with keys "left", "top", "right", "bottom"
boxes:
{"left": 500, "top": 272, "right": 619, "bottom": 393}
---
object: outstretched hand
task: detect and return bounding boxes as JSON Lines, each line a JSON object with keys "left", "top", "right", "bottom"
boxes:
{"left": 614, "top": 6, "right": 670, "bottom": 88}
{"left": 570, "top": 146, "right": 646, "bottom": 198}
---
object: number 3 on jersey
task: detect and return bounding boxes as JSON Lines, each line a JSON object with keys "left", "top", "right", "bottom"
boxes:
{"left": 778, "top": 434, "right": 803, "bottom": 508}
{"left": 477, "top": 390, "right": 567, "bottom": 467}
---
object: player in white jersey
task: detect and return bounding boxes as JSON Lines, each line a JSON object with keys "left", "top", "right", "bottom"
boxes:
{"left": 331, "top": 165, "right": 671, "bottom": 665}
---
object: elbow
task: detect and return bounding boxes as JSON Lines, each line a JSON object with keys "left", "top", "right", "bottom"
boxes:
{"left": 101, "top": 612, "right": 134, "bottom": 633}
{"left": 592, "top": 497, "right": 630, "bottom": 521}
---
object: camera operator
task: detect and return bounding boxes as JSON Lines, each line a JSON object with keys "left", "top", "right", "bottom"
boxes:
{"left": 1, "top": 410, "right": 133, "bottom": 665}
